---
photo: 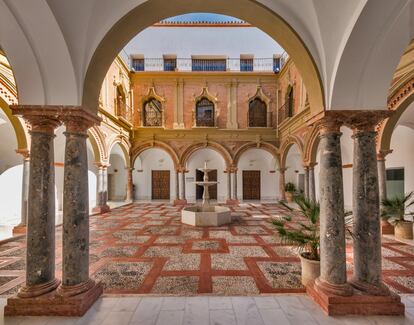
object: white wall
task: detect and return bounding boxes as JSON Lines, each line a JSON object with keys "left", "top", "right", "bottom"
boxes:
{"left": 237, "top": 148, "right": 278, "bottom": 201}
{"left": 186, "top": 148, "right": 226, "bottom": 202}
{"left": 285, "top": 145, "right": 304, "bottom": 192}
{"left": 0, "top": 110, "right": 20, "bottom": 174}
{"left": 108, "top": 143, "right": 127, "bottom": 201}
{"left": 133, "top": 148, "right": 176, "bottom": 201}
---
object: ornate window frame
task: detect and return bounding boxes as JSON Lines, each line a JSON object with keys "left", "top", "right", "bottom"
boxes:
{"left": 247, "top": 86, "right": 271, "bottom": 128}
{"left": 141, "top": 86, "right": 165, "bottom": 127}
{"left": 193, "top": 87, "right": 218, "bottom": 127}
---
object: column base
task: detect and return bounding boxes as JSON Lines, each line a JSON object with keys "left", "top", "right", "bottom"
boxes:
{"left": 173, "top": 199, "right": 187, "bottom": 206}
{"left": 307, "top": 280, "right": 404, "bottom": 316}
{"left": 12, "top": 224, "right": 26, "bottom": 235}
{"left": 92, "top": 205, "right": 110, "bottom": 214}
{"left": 4, "top": 281, "right": 103, "bottom": 316}
{"left": 349, "top": 279, "right": 390, "bottom": 296}
{"left": 226, "top": 199, "right": 239, "bottom": 205}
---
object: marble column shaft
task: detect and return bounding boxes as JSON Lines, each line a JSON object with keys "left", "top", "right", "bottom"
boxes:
{"left": 278, "top": 168, "right": 286, "bottom": 201}
{"left": 232, "top": 169, "right": 238, "bottom": 200}
{"left": 309, "top": 166, "right": 316, "bottom": 202}
{"left": 102, "top": 167, "right": 108, "bottom": 205}
{"left": 175, "top": 170, "right": 180, "bottom": 200}
{"left": 316, "top": 121, "right": 351, "bottom": 296}
{"left": 96, "top": 167, "right": 104, "bottom": 206}
{"left": 304, "top": 167, "right": 310, "bottom": 199}
{"left": 13, "top": 111, "right": 61, "bottom": 297}
{"left": 20, "top": 154, "right": 30, "bottom": 226}
{"left": 377, "top": 155, "right": 388, "bottom": 203}
{"left": 180, "top": 170, "right": 186, "bottom": 200}
{"left": 351, "top": 129, "right": 388, "bottom": 295}
{"left": 126, "top": 167, "right": 134, "bottom": 201}
{"left": 227, "top": 170, "right": 232, "bottom": 200}
{"left": 60, "top": 111, "right": 100, "bottom": 296}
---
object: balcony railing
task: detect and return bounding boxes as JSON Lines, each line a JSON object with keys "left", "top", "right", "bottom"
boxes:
{"left": 125, "top": 52, "right": 289, "bottom": 72}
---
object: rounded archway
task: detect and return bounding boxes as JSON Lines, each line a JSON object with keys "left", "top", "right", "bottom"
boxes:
{"left": 283, "top": 144, "right": 304, "bottom": 193}
{"left": 133, "top": 147, "right": 176, "bottom": 201}
{"left": 108, "top": 143, "right": 128, "bottom": 202}
{"left": 185, "top": 147, "right": 227, "bottom": 202}
{"left": 236, "top": 148, "right": 278, "bottom": 201}
{"left": 83, "top": 0, "right": 324, "bottom": 114}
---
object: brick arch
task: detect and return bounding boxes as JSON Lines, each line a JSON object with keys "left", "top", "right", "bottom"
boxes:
{"left": 87, "top": 126, "right": 107, "bottom": 164}
{"left": 303, "top": 124, "right": 320, "bottom": 165}
{"left": 107, "top": 135, "right": 132, "bottom": 168}
{"left": 180, "top": 141, "right": 232, "bottom": 169}
{"left": 233, "top": 142, "right": 279, "bottom": 168}
{"left": 131, "top": 140, "right": 179, "bottom": 169}
{"left": 279, "top": 135, "right": 304, "bottom": 169}
{"left": 377, "top": 76, "right": 414, "bottom": 153}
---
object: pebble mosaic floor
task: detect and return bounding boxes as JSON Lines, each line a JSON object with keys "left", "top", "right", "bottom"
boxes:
{"left": 0, "top": 202, "right": 413, "bottom": 296}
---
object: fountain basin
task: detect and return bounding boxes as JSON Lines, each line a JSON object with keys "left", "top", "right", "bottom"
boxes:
{"left": 181, "top": 205, "right": 231, "bottom": 226}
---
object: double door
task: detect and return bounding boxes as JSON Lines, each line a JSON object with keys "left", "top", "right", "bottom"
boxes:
{"left": 152, "top": 170, "right": 170, "bottom": 200}
{"left": 242, "top": 170, "right": 261, "bottom": 200}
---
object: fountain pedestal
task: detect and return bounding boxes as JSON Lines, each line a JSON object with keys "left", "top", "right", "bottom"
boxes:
{"left": 181, "top": 162, "right": 231, "bottom": 227}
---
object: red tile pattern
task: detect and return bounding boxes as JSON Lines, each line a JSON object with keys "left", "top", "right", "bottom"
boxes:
{"left": 0, "top": 203, "right": 413, "bottom": 296}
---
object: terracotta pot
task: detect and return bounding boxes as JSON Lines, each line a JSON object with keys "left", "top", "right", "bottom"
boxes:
{"left": 285, "top": 192, "right": 294, "bottom": 203}
{"left": 394, "top": 221, "right": 413, "bottom": 240}
{"left": 381, "top": 219, "right": 394, "bottom": 235}
{"left": 299, "top": 253, "right": 320, "bottom": 286}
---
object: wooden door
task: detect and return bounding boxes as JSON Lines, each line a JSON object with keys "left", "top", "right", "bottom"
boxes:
{"left": 243, "top": 170, "right": 261, "bottom": 200}
{"left": 196, "top": 169, "right": 217, "bottom": 200}
{"left": 152, "top": 170, "right": 170, "bottom": 200}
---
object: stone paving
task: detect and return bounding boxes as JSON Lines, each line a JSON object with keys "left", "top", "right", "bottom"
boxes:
{"left": 0, "top": 203, "right": 413, "bottom": 296}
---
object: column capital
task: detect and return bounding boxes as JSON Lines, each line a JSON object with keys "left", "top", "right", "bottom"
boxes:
{"left": 303, "top": 161, "right": 317, "bottom": 169}
{"left": 11, "top": 105, "right": 62, "bottom": 134}
{"left": 343, "top": 110, "right": 392, "bottom": 134}
{"left": 377, "top": 149, "right": 393, "bottom": 161}
{"left": 15, "top": 148, "right": 30, "bottom": 160}
{"left": 277, "top": 167, "right": 287, "bottom": 173}
{"left": 60, "top": 106, "right": 101, "bottom": 135}
{"left": 94, "top": 162, "right": 110, "bottom": 169}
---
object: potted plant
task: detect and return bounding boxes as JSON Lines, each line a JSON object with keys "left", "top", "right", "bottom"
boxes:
{"left": 284, "top": 182, "right": 296, "bottom": 203}
{"left": 381, "top": 192, "right": 414, "bottom": 240}
{"left": 273, "top": 195, "right": 320, "bottom": 286}
{"left": 380, "top": 208, "right": 394, "bottom": 235}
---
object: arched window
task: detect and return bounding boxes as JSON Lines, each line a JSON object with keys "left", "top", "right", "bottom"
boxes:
{"left": 143, "top": 98, "right": 162, "bottom": 126}
{"left": 286, "top": 86, "right": 294, "bottom": 118}
{"left": 195, "top": 97, "right": 215, "bottom": 127}
{"left": 248, "top": 98, "right": 267, "bottom": 127}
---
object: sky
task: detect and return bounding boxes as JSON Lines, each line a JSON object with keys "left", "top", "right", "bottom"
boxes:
{"left": 161, "top": 13, "right": 245, "bottom": 23}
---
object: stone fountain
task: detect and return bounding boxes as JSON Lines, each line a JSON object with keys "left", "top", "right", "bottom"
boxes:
{"left": 181, "top": 162, "right": 231, "bottom": 226}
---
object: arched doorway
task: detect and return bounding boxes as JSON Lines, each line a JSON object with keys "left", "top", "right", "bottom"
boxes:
{"left": 284, "top": 144, "right": 304, "bottom": 194}
{"left": 108, "top": 143, "right": 128, "bottom": 202}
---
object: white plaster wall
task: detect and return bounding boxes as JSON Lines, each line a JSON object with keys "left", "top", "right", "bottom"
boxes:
{"left": 87, "top": 140, "right": 97, "bottom": 210}
{"left": 237, "top": 148, "right": 278, "bottom": 201}
{"left": 387, "top": 125, "right": 414, "bottom": 198}
{"left": 186, "top": 148, "right": 226, "bottom": 202}
{"left": 108, "top": 144, "right": 127, "bottom": 201}
{"left": 0, "top": 110, "right": 20, "bottom": 174}
{"left": 133, "top": 148, "right": 176, "bottom": 201}
{"left": 0, "top": 165, "right": 22, "bottom": 226}
{"left": 285, "top": 145, "right": 304, "bottom": 193}
{"left": 54, "top": 126, "right": 65, "bottom": 212}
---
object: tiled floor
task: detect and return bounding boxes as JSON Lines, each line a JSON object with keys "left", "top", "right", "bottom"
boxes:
{"left": 0, "top": 203, "right": 414, "bottom": 296}
{"left": 0, "top": 294, "right": 413, "bottom": 324}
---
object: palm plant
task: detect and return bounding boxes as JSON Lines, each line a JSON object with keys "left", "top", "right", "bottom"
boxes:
{"left": 381, "top": 192, "right": 414, "bottom": 225}
{"left": 273, "top": 195, "right": 320, "bottom": 260}
{"left": 284, "top": 182, "right": 296, "bottom": 193}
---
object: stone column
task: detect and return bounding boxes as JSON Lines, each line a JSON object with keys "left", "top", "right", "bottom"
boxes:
{"left": 92, "top": 163, "right": 110, "bottom": 214}
{"left": 180, "top": 169, "right": 186, "bottom": 201}
{"left": 314, "top": 117, "right": 352, "bottom": 296}
{"left": 58, "top": 108, "right": 103, "bottom": 299}
{"left": 126, "top": 167, "right": 134, "bottom": 202}
{"left": 377, "top": 150, "right": 391, "bottom": 203}
{"left": 278, "top": 167, "right": 287, "bottom": 201}
{"left": 12, "top": 107, "right": 61, "bottom": 298}
{"left": 304, "top": 166, "right": 310, "bottom": 199}
{"left": 232, "top": 168, "right": 238, "bottom": 201}
{"left": 308, "top": 164, "right": 316, "bottom": 202}
{"left": 175, "top": 169, "right": 180, "bottom": 200}
{"left": 227, "top": 170, "right": 232, "bottom": 200}
{"left": 102, "top": 166, "right": 109, "bottom": 206}
{"left": 13, "top": 150, "right": 30, "bottom": 234}
{"left": 347, "top": 112, "right": 391, "bottom": 295}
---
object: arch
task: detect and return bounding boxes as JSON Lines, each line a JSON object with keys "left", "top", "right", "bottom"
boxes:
{"left": 378, "top": 76, "right": 414, "bottom": 153}
{"left": 131, "top": 140, "right": 179, "bottom": 169}
{"left": 303, "top": 124, "right": 320, "bottom": 165}
{"left": 233, "top": 142, "right": 279, "bottom": 167}
{"left": 0, "top": 97, "right": 28, "bottom": 151}
{"left": 107, "top": 135, "right": 131, "bottom": 167}
{"left": 279, "top": 135, "right": 304, "bottom": 168}
{"left": 180, "top": 141, "right": 232, "bottom": 169}
{"left": 82, "top": 0, "right": 324, "bottom": 114}
{"left": 248, "top": 86, "right": 270, "bottom": 127}
{"left": 87, "top": 126, "right": 107, "bottom": 164}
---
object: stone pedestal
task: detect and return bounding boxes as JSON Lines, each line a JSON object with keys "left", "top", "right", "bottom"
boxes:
{"left": 57, "top": 107, "right": 102, "bottom": 310}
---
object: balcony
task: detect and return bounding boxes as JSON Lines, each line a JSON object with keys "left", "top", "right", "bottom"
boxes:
{"left": 126, "top": 53, "right": 289, "bottom": 73}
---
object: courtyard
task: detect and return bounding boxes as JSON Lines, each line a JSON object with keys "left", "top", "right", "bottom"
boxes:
{"left": 0, "top": 203, "right": 413, "bottom": 297}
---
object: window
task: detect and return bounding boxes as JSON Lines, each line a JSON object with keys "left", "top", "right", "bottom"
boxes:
{"left": 240, "top": 58, "right": 253, "bottom": 71}
{"left": 163, "top": 58, "right": 176, "bottom": 71}
{"left": 386, "top": 168, "right": 404, "bottom": 199}
{"left": 273, "top": 57, "right": 281, "bottom": 72}
{"left": 248, "top": 98, "right": 267, "bottom": 127}
{"left": 143, "top": 98, "right": 162, "bottom": 126}
{"left": 192, "top": 59, "right": 226, "bottom": 71}
{"left": 195, "top": 98, "right": 215, "bottom": 127}
{"left": 286, "top": 87, "right": 294, "bottom": 117}
{"left": 132, "top": 58, "right": 145, "bottom": 71}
